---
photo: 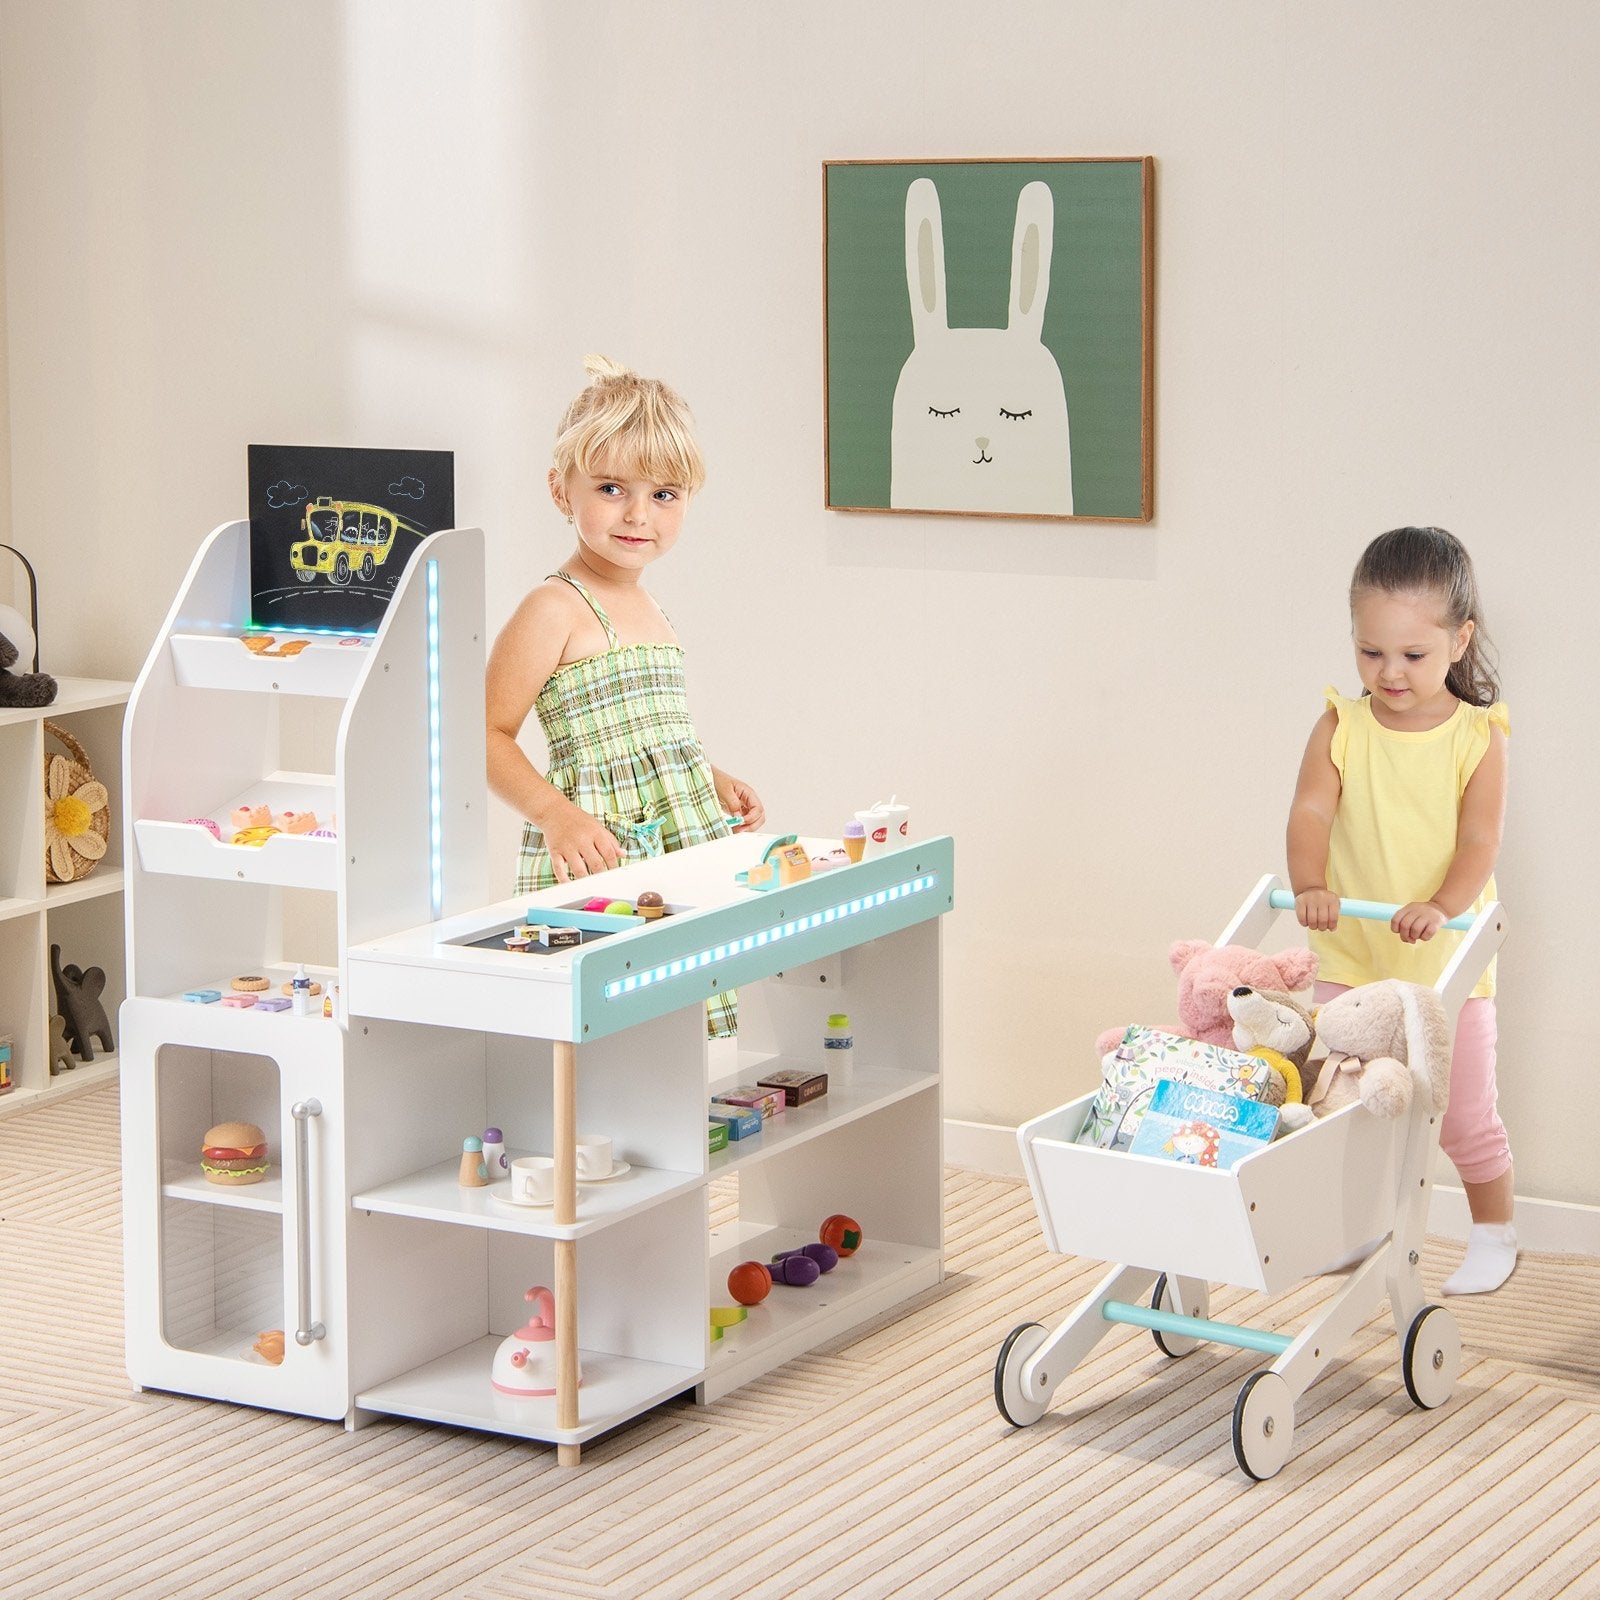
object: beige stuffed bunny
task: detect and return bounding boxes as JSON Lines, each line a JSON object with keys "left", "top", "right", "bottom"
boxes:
{"left": 1307, "top": 980, "right": 1452, "bottom": 1120}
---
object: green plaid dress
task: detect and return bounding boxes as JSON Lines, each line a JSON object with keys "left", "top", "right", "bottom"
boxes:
{"left": 515, "top": 570, "right": 736, "bottom": 1036}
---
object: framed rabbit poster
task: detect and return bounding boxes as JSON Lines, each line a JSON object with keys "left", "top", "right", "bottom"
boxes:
{"left": 824, "top": 157, "right": 1153, "bottom": 522}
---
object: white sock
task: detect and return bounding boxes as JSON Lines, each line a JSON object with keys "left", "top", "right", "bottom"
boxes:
{"left": 1441, "top": 1223, "right": 1518, "bottom": 1296}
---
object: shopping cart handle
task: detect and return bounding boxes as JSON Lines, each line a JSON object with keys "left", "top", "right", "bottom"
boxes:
{"left": 1267, "top": 888, "right": 1475, "bottom": 932}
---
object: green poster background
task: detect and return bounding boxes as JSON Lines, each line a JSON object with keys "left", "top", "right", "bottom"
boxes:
{"left": 825, "top": 160, "right": 1149, "bottom": 520}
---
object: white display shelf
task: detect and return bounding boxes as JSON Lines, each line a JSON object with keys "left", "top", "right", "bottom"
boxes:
{"left": 704, "top": 1221, "right": 942, "bottom": 1404}
{"left": 0, "top": 1055, "right": 120, "bottom": 1116}
{"left": 355, "top": 1337, "right": 702, "bottom": 1446}
{"left": 708, "top": 1061, "right": 938, "bottom": 1177}
{"left": 353, "top": 1157, "right": 703, "bottom": 1240}
{"left": 0, "top": 676, "right": 130, "bottom": 727}
{"left": 44, "top": 868, "right": 126, "bottom": 910}
{"left": 161, "top": 1163, "right": 286, "bottom": 1214}
{"left": 133, "top": 772, "right": 337, "bottom": 888}
{"left": 169, "top": 632, "right": 374, "bottom": 699}
{"left": 143, "top": 966, "right": 338, "bottom": 1017}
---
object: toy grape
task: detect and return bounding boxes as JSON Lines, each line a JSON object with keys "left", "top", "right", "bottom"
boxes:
{"left": 728, "top": 1261, "right": 772, "bottom": 1305}
{"left": 819, "top": 1214, "right": 863, "bottom": 1256}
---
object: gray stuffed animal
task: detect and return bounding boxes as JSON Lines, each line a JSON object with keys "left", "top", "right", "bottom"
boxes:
{"left": 0, "top": 631, "right": 56, "bottom": 707}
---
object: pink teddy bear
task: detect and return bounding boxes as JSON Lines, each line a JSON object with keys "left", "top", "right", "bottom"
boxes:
{"left": 1095, "top": 939, "right": 1319, "bottom": 1058}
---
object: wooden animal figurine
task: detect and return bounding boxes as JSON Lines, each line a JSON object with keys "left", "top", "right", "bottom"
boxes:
{"left": 50, "top": 943, "right": 115, "bottom": 1061}
{"left": 49, "top": 1014, "right": 76, "bottom": 1075}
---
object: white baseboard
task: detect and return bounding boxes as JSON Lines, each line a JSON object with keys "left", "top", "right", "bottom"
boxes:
{"left": 944, "top": 1119, "right": 1600, "bottom": 1259}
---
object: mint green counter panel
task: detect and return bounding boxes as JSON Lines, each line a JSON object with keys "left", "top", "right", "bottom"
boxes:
{"left": 568, "top": 836, "right": 956, "bottom": 1042}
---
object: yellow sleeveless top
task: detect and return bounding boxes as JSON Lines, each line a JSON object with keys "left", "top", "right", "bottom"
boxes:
{"left": 1312, "top": 687, "right": 1509, "bottom": 998}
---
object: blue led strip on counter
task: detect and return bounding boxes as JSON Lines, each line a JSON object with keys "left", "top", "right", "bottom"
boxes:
{"left": 569, "top": 836, "right": 956, "bottom": 1043}
{"left": 426, "top": 559, "right": 443, "bottom": 921}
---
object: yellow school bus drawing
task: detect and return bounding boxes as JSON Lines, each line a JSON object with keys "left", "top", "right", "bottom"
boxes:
{"left": 291, "top": 497, "right": 415, "bottom": 586}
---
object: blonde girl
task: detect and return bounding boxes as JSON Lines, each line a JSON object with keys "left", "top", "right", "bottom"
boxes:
{"left": 1287, "top": 525, "right": 1513, "bottom": 1294}
{"left": 487, "top": 355, "right": 765, "bottom": 1036}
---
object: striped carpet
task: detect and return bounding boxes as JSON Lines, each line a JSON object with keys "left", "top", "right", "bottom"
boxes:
{"left": 3, "top": 1084, "right": 1598, "bottom": 1600}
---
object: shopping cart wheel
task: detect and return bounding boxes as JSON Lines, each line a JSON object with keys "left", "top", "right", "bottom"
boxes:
{"left": 1232, "top": 1371, "right": 1294, "bottom": 1481}
{"left": 1151, "top": 1274, "right": 1210, "bottom": 1358}
{"left": 1402, "top": 1304, "right": 1461, "bottom": 1409}
{"left": 994, "top": 1322, "right": 1051, "bottom": 1427}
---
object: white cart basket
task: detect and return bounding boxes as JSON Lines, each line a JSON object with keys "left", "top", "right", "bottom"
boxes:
{"left": 995, "top": 875, "right": 1507, "bottom": 1480}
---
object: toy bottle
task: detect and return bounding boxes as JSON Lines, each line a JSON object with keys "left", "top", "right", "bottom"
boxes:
{"left": 481, "top": 1126, "right": 506, "bottom": 1178}
{"left": 824, "top": 1013, "right": 853, "bottom": 1083}
{"left": 290, "top": 964, "right": 314, "bottom": 1016}
{"left": 458, "top": 1135, "right": 488, "bottom": 1187}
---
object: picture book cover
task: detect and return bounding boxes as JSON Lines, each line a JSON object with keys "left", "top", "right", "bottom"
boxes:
{"left": 1127, "top": 1078, "right": 1279, "bottom": 1170}
{"left": 247, "top": 444, "right": 454, "bottom": 634}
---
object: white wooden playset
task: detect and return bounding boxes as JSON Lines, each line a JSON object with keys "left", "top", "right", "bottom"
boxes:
{"left": 996, "top": 877, "right": 1506, "bottom": 1480}
{"left": 120, "top": 521, "right": 953, "bottom": 1464}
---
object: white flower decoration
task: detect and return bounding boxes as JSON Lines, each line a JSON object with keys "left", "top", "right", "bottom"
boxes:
{"left": 44, "top": 754, "right": 108, "bottom": 882}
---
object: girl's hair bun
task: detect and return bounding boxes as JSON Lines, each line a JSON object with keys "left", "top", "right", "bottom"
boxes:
{"left": 582, "top": 353, "right": 634, "bottom": 383}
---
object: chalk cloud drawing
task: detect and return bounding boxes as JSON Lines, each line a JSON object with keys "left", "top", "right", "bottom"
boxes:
{"left": 890, "top": 178, "right": 1073, "bottom": 516}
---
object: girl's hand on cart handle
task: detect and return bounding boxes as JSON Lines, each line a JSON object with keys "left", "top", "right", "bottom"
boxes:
{"left": 1269, "top": 888, "right": 1477, "bottom": 933}
{"left": 1293, "top": 888, "right": 1341, "bottom": 931}
{"left": 1391, "top": 900, "right": 1448, "bottom": 944}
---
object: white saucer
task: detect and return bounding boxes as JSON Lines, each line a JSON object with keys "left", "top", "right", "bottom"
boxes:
{"left": 578, "top": 1160, "right": 631, "bottom": 1183}
{"left": 487, "top": 1186, "right": 553, "bottom": 1211}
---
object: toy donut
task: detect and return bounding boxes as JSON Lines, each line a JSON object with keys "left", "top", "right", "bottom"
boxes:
{"left": 280, "top": 978, "right": 323, "bottom": 997}
{"left": 230, "top": 826, "right": 281, "bottom": 848}
{"left": 231, "top": 975, "right": 271, "bottom": 993}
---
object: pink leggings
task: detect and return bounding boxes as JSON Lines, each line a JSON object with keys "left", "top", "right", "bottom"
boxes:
{"left": 1313, "top": 982, "right": 1511, "bottom": 1186}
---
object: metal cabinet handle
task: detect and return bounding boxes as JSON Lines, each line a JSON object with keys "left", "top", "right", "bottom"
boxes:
{"left": 291, "top": 1099, "right": 326, "bottom": 1346}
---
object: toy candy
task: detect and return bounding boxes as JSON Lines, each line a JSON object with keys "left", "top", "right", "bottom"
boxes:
{"left": 770, "top": 1252, "right": 820, "bottom": 1288}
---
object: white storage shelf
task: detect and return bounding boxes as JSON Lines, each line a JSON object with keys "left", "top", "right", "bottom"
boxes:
{"left": 168, "top": 631, "right": 374, "bottom": 699}
{"left": 353, "top": 1157, "right": 703, "bottom": 1241}
{"left": 356, "top": 1339, "right": 702, "bottom": 1448}
{"left": 0, "top": 677, "right": 131, "bottom": 1114}
{"left": 162, "top": 1164, "right": 286, "bottom": 1213}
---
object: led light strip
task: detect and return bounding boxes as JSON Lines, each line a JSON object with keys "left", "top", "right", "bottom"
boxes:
{"left": 602, "top": 873, "right": 939, "bottom": 999}
{"left": 427, "top": 560, "right": 443, "bottom": 920}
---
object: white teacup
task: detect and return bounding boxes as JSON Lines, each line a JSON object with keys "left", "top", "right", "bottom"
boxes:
{"left": 508, "top": 1155, "right": 555, "bottom": 1206}
{"left": 574, "top": 1133, "right": 613, "bottom": 1181}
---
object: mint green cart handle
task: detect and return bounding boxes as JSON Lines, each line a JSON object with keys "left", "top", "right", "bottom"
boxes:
{"left": 1267, "top": 888, "right": 1475, "bottom": 932}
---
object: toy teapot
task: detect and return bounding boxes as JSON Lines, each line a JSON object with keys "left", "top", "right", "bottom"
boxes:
{"left": 490, "top": 1286, "right": 576, "bottom": 1397}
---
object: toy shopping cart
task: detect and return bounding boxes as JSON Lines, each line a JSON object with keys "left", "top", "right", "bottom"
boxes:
{"left": 995, "top": 875, "right": 1507, "bottom": 1480}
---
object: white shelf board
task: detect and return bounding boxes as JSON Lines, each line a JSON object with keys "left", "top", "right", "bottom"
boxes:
{"left": 703, "top": 1222, "right": 942, "bottom": 1403}
{"left": 0, "top": 1056, "right": 119, "bottom": 1119}
{"left": 44, "top": 867, "right": 125, "bottom": 908}
{"left": 353, "top": 1157, "right": 703, "bottom": 1240}
{"left": 0, "top": 893, "right": 43, "bottom": 924}
{"left": 133, "top": 773, "right": 337, "bottom": 887}
{"left": 0, "top": 676, "right": 130, "bottom": 726}
{"left": 355, "top": 1335, "right": 702, "bottom": 1446}
{"left": 162, "top": 1162, "right": 285, "bottom": 1214}
{"left": 169, "top": 631, "right": 373, "bottom": 698}
{"left": 708, "top": 1061, "right": 938, "bottom": 1176}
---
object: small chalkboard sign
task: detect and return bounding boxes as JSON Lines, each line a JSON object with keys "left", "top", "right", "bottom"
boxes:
{"left": 247, "top": 444, "right": 454, "bottom": 633}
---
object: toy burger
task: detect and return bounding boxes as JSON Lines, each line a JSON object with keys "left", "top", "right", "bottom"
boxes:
{"left": 200, "top": 1121, "right": 271, "bottom": 1186}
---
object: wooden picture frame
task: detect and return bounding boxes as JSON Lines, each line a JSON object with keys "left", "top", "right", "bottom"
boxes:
{"left": 824, "top": 157, "right": 1154, "bottom": 522}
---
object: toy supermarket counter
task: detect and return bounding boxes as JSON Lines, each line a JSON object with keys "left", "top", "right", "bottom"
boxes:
{"left": 344, "top": 833, "right": 955, "bottom": 1044}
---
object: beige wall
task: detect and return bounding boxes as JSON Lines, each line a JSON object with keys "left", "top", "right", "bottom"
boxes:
{"left": 3, "top": 2, "right": 1597, "bottom": 1204}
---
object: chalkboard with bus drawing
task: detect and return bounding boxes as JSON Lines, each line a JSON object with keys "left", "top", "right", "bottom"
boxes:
{"left": 248, "top": 444, "right": 454, "bottom": 633}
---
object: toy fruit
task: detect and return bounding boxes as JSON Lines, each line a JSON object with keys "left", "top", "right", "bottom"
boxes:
{"left": 771, "top": 1252, "right": 821, "bottom": 1288}
{"left": 603, "top": 900, "right": 634, "bottom": 916}
{"left": 819, "top": 1214, "right": 863, "bottom": 1256}
{"left": 800, "top": 1242, "right": 839, "bottom": 1273}
{"left": 728, "top": 1261, "right": 772, "bottom": 1305}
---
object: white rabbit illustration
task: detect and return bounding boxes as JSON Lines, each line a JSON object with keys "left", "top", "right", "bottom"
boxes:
{"left": 890, "top": 177, "right": 1073, "bottom": 516}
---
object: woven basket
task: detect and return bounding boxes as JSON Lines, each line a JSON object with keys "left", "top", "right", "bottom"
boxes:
{"left": 43, "top": 721, "right": 110, "bottom": 884}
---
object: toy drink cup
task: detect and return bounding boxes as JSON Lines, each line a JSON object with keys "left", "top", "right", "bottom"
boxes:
{"left": 856, "top": 798, "right": 910, "bottom": 858}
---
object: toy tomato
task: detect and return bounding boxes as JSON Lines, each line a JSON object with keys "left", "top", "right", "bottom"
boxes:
{"left": 727, "top": 1261, "right": 772, "bottom": 1306}
{"left": 819, "top": 1214, "right": 863, "bottom": 1257}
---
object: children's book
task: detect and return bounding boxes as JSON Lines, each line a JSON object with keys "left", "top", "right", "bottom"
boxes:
{"left": 1127, "top": 1078, "right": 1279, "bottom": 1170}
